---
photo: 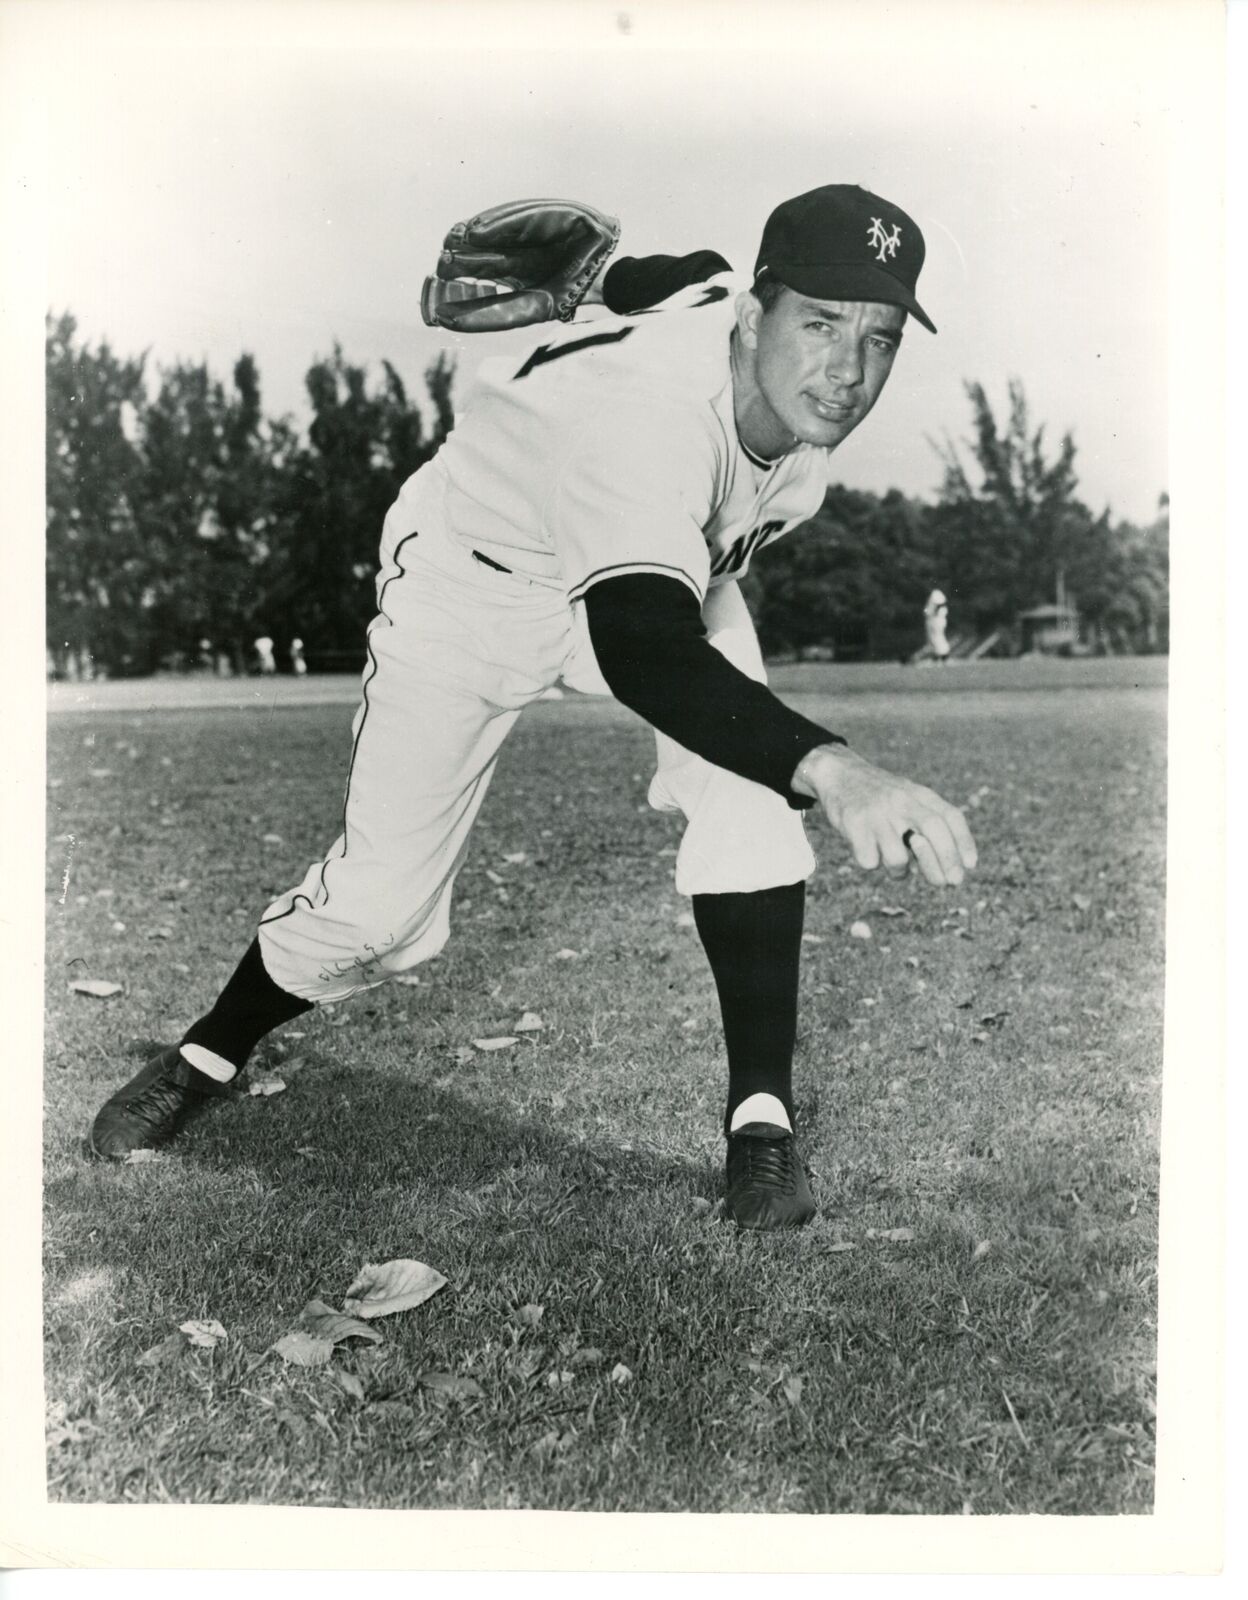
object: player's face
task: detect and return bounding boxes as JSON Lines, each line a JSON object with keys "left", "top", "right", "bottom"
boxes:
{"left": 735, "top": 288, "right": 905, "bottom": 456}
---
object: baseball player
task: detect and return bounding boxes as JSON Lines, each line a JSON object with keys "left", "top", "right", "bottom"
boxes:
{"left": 924, "top": 589, "right": 951, "bottom": 662}
{"left": 91, "top": 184, "right": 977, "bottom": 1230}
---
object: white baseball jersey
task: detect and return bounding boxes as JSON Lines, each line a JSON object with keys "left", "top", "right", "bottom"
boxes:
{"left": 392, "top": 277, "right": 832, "bottom": 602}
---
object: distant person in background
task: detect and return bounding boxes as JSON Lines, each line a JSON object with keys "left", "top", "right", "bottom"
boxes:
{"left": 924, "top": 590, "right": 951, "bottom": 664}
{"left": 289, "top": 637, "right": 308, "bottom": 677}
{"left": 254, "top": 635, "right": 277, "bottom": 676}
{"left": 197, "top": 638, "right": 215, "bottom": 674}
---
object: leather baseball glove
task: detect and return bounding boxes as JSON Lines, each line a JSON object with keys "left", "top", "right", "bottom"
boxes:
{"left": 420, "top": 198, "right": 621, "bottom": 333}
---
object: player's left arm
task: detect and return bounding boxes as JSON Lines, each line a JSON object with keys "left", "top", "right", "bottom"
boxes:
{"left": 584, "top": 573, "right": 977, "bottom": 887}
{"left": 584, "top": 573, "right": 841, "bottom": 807}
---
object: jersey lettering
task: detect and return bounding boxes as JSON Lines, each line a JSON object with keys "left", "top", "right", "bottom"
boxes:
{"left": 513, "top": 326, "right": 635, "bottom": 380}
{"left": 711, "top": 518, "right": 786, "bottom": 580}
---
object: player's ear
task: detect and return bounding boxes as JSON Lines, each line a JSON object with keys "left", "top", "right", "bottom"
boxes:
{"left": 735, "top": 289, "right": 764, "bottom": 351}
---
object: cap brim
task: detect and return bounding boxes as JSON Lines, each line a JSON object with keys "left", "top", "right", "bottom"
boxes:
{"left": 771, "top": 261, "right": 937, "bottom": 333}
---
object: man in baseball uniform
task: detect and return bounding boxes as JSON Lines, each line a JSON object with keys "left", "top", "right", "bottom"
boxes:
{"left": 924, "top": 589, "right": 951, "bottom": 662}
{"left": 91, "top": 184, "right": 977, "bottom": 1230}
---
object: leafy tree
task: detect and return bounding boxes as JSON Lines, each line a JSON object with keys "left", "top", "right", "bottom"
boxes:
{"left": 45, "top": 313, "right": 149, "bottom": 676}
{"left": 137, "top": 353, "right": 297, "bottom": 671}
{"left": 271, "top": 347, "right": 454, "bottom": 657}
{"left": 929, "top": 379, "right": 1111, "bottom": 639}
{"left": 746, "top": 486, "right": 937, "bottom": 659}
{"left": 1068, "top": 495, "right": 1169, "bottom": 654}
{"left": 930, "top": 380, "right": 1167, "bottom": 651}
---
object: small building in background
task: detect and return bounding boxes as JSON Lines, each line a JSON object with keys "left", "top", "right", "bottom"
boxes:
{"left": 1017, "top": 602, "right": 1081, "bottom": 654}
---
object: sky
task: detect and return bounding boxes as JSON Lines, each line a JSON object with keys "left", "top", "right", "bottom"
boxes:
{"left": 26, "top": 0, "right": 1195, "bottom": 528}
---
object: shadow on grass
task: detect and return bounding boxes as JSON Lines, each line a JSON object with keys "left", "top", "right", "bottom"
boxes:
{"left": 48, "top": 1041, "right": 730, "bottom": 1308}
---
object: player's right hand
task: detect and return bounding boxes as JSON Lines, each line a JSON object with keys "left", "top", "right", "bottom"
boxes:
{"left": 792, "top": 744, "right": 978, "bottom": 888}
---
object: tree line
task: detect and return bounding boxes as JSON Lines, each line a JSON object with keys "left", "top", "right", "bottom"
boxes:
{"left": 46, "top": 313, "right": 1168, "bottom": 678}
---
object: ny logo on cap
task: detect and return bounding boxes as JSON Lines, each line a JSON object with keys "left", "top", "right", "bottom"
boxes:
{"left": 867, "top": 217, "right": 902, "bottom": 263}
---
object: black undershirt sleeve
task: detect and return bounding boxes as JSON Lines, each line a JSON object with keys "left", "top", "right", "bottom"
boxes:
{"left": 601, "top": 251, "right": 734, "bottom": 314}
{"left": 583, "top": 573, "right": 845, "bottom": 810}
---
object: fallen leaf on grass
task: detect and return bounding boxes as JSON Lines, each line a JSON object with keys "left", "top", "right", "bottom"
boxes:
{"left": 570, "top": 1347, "right": 604, "bottom": 1368}
{"left": 514, "top": 1303, "right": 544, "bottom": 1328}
{"left": 866, "top": 1227, "right": 916, "bottom": 1243}
{"left": 297, "top": 1299, "right": 384, "bottom": 1347}
{"left": 450, "top": 1046, "right": 476, "bottom": 1066}
{"left": 878, "top": 906, "right": 909, "bottom": 918}
{"left": 69, "top": 979, "right": 123, "bottom": 999}
{"left": 179, "top": 1319, "right": 228, "bottom": 1349}
{"left": 972, "top": 1239, "right": 993, "bottom": 1262}
{"left": 690, "top": 1197, "right": 712, "bottom": 1216}
{"left": 124, "top": 1148, "right": 168, "bottom": 1166}
{"left": 502, "top": 852, "right": 528, "bottom": 865}
{"left": 513, "top": 1012, "right": 544, "bottom": 1032}
{"left": 979, "top": 1011, "right": 1010, "bottom": 1029}
{"left": 545, "top": 1369, "right": 575, "bottom": 1389}
{"left": 136, "top": 1332, "right": 187, "bottom": 1368}
{"left": 825, "top": 1241, "right": 857, "bottom": 1254}
{"left": 343, "top": 1259, "right": 447, "bottom": 1319}
{"left": 553, "top": 948, "right": 580, "bottom": 960}
{"left": 675, "top": 911, "right": 695, "bottom": 928}
{"left": 485, "top": 869, "right": 506, "bottom": 886}
{"left": 610, "top": 1363, "right": 633, "bottom": 1385}
{"left": 262, "top": 834, "right": 284, "bottom": 845}
{"left": 394, "top": 973, "right": 422, "bottom": 987}
{"left": 1072, "top": 893, "right": 1092, "bottom": 912}
{"left": 249, "top": 1077, "right": 287, "bottom": 1098}
{"left": 420, "top": 1372, "right": 484, "bottom": 1400}
{"left": 473, "top": 1036, "right": 517, "bottom": 1051}
{"left": 333, "top": 1371, "right": 366, "bottom": 1401}
{"left": 848, "top": 922, "right": 872, "bottom": 940}
{"left": 146, "top": 927, "right": 174, "bottom": 941}
{"left": 271, "top": 1331, "right": 336, "bottom": 1367}
{"left": 782, "top": 1376, "right": 805, "bottom": 1407}
{"left": 801, "top": 933, "right": 824, "bottom": 944}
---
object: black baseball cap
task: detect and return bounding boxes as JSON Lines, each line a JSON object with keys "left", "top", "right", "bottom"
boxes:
{"left": 754, "top": 183, "right": 936, "bottom": 333}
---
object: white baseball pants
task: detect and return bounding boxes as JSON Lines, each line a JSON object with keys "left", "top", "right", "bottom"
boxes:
{"left": 259, "top": 518, "right": 816, "bottom": 1003}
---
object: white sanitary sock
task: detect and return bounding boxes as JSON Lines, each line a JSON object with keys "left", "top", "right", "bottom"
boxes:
{"left": 180, "top": 1043, "right": 238, "bottom": 1083}
{"left": 729, "top": 1093, "right": 791, "bottom": 1134}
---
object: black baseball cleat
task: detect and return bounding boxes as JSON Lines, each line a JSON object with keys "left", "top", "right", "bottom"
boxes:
{"left": 724, "top": 1122, "right": 817, "bottom": 1230}
{"left": 89, "top": 1045, "right": 241, "bottom": 1160}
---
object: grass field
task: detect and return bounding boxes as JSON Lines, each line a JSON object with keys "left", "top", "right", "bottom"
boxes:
{"left": 42, "top": 664, "right": 1166, "bottom": 1513}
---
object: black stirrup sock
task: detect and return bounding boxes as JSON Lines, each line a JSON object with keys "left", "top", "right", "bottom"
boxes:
{"left": 692, "top": 881, "right": 806, "bottom": 1137}
{"left": 180, "top": 938, "right": 312, "bottom": 1070}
